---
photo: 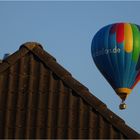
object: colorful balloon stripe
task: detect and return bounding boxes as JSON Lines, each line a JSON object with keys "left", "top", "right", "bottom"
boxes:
{"left": 116, "top": 23, "right": 124, "bottom": 43}
{"left": 124, "top": 23, "right": 133, "bottom": 53}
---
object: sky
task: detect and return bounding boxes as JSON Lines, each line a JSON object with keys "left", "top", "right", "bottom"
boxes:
{"left": 0, "top": 1, "right": 140, "bottom": 133}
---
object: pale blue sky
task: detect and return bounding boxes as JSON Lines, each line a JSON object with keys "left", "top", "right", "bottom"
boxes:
{"left": 0, "top": 1, "right": 140, "bottom": 133}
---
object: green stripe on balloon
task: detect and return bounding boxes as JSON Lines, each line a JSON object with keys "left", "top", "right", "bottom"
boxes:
{"left": 131, "top": 24, "right": 140, "bottom": 62}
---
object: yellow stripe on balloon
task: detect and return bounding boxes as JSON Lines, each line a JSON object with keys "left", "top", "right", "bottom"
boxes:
{"left": 124, "top": 23, "right": 133, "bottom": 53}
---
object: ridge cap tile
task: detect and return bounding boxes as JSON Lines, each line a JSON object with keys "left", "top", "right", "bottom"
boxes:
{"left": 19, "top": 42, "right": 43, "bottom": 50}
{"left": 0, "top": 47, "right": 29, "bottom": 73}
{"left": 32, "top": 45, "right": 56, "bottom": 62}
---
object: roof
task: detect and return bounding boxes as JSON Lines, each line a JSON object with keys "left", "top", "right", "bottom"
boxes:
{"left": 0, "top": 42, "right": 140, "bottom": 139}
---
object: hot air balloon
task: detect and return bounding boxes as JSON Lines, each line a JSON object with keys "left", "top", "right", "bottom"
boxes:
{"left": 91, "top": 22, "right": 140, "bottom": 109}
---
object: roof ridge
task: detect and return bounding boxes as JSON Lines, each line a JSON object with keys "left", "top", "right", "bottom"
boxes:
{"left": 0, "top": 42, "right": 139, "bottom": 138}
{"left": 20, "top": 42, "right": 43, "bottom": 50}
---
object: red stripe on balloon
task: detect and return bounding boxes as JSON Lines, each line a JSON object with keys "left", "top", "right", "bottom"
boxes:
{"left": 116, "top": 23, "right": 124, "bottom": 43}
{"left": 131, "top": 72, "right": 140, "bottom": 89}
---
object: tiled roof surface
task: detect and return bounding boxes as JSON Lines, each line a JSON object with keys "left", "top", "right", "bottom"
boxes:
{"left": 0, "top": 42, "right": 140, "bottom": 139}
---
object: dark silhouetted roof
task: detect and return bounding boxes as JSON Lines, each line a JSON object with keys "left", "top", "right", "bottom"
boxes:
{"left": 0, "top": 42, "right": 140, "bottom": 139}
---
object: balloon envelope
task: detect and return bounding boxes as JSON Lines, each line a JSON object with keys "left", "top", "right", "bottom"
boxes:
{"left": 91, "top": 23, "right": 140, "bottom": 102}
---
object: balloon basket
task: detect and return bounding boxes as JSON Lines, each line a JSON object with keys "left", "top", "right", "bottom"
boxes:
{"left": 119, "top": 102, "right": 127, "bottom": 110}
